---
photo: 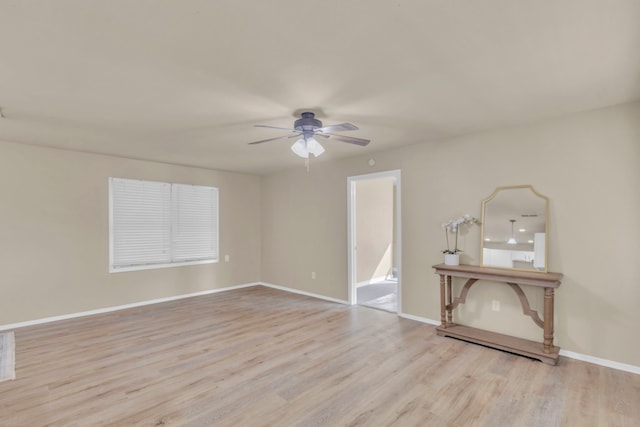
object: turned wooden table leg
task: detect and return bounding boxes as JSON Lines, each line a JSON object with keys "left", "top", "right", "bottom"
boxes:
{"left": 439, "top": 274, "right": 446, "bottom": 327}
{"left": 446, "top": 275, "right": 453, "bottom": 325}
{"left": 543, "top": 287, "right": 555, "bottom": 353}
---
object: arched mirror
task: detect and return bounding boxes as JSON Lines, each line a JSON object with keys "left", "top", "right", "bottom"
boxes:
{"left": 480, "top": 185, "right": 549, "bottom": 272}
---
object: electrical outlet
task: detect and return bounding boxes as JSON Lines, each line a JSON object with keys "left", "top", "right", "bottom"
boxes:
{"left": 224, "top": 254, "right": 230, "bottom": 262}
{"left": 311, "top": 272, "right": 316, "bottom": 279}
{"left": 491, "top": 300, "right": 500, "bottom": 312}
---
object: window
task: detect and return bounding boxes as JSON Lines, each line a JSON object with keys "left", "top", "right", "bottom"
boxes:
{"left": 109, "top": 177, "right": 218, "bottom": 272}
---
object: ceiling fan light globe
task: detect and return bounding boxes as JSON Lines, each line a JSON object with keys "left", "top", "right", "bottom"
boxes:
{"left": 291, "top": 139, "right": 309, "bottom": 158}
{"left": 306, "top": 138, "right": 325, "bottom": 157}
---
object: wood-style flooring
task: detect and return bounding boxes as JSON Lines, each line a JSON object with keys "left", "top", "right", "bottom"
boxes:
{"left": 1, "top": 286, "right": 638, "bottom": 426}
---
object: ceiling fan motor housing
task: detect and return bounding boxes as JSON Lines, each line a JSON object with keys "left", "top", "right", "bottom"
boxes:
{"left": 294, "top": 112, "right": 322, "bottom": 131}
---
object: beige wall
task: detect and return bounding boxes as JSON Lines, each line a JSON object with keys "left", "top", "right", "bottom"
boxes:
{"left": 355, "top": 178, "right": 394, "bottom": 284}
{"left": 261, "top": 102, "right": 640, "bottom": 367}
{"left": 1, "top": 102, "right": 638, "bottom": 368}
{"left": 0, "top": 141, "right": 261, "bottom": 325}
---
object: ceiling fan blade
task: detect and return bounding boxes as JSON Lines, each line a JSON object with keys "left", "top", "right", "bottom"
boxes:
{"left": 325, "top": 133, "right": 370, "bottom": 146}
{"left": 254, "top": 124, "right": 298, "bottom": 132}
{"left": 316, "top": 123, "right": 359, "bottom": 133}
{"left": 248, "top": 135, "right": 296, "bottom": 145}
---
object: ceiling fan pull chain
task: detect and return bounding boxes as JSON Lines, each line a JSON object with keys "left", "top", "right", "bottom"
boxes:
{"left": 305, "top": 157, "right": 310, "bottom": 172}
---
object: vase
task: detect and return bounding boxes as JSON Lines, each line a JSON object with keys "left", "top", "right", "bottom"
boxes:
{"left": 444, "top": 254, "right": 460, "bottom": 266}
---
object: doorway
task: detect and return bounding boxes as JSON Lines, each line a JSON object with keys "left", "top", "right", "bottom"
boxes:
{"left": 347, "top": 170, "right": 401, "bottom": 313}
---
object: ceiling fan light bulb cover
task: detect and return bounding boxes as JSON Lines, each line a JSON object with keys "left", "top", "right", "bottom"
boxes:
{"left": 291, "top": 139, "right": 310, "bottom": 158}
{"left": 306, "top": 138, "right": 325, "bottom": 157}
{"left": 291, "top": 138, "right": 324, "bottom": 158}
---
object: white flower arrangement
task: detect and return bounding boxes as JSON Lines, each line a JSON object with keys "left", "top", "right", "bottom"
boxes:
{"left": 442, "top": 214, "right": 480, "bottom": 255}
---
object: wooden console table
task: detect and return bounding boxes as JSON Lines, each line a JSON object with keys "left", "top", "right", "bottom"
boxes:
{"left": 433, "top": 264, "right": 563, "bottom": 365}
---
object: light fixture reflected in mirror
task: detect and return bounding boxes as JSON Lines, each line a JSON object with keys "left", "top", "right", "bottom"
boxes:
{"left": 507, "top": 219, "right": 517, "bottom": 244}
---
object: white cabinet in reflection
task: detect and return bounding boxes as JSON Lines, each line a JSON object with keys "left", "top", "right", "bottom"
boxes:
{"left": 483, "top": 248, "right": 535, "bottom": 269}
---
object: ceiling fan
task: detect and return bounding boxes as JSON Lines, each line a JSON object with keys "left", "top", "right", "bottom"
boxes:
{"left": 249, "top": 112, "right": 370, "bottom": 159}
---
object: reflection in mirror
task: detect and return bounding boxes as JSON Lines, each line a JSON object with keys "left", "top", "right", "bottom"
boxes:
{"left": 480, "top": 185, "right": 549, "bottom": 272}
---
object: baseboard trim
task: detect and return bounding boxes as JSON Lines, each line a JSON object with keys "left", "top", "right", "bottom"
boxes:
{"left": 559, "top": 349, "right": 640, "bottom": 375}
{"left": 260, "top": 282, "right": 350, "bottom": 305}
{"left": 0, "top": 282, "right": 260, "bottom": 332}
{"left": 398, "top": 312, "right": 441, "bottom": 326}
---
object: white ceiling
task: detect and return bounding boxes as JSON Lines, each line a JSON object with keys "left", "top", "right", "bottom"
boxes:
{"left": 1, "top": 1, "right": 639, "bottom": 175}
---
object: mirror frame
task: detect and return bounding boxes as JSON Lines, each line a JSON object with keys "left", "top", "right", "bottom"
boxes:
{"left": 480, "top": 185, "right": 549, "bottom": 273}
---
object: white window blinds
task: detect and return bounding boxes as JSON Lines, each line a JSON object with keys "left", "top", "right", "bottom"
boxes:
{"left": 109, "top": 178, "right": 218, "bottom": 272}
{"left": 171, "top": 183, "right": 218, "bottom": 262}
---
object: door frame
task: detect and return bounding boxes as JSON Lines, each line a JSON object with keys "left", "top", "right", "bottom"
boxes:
{"left": 347, "top": 169, "right": 402, "bottom": 313}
